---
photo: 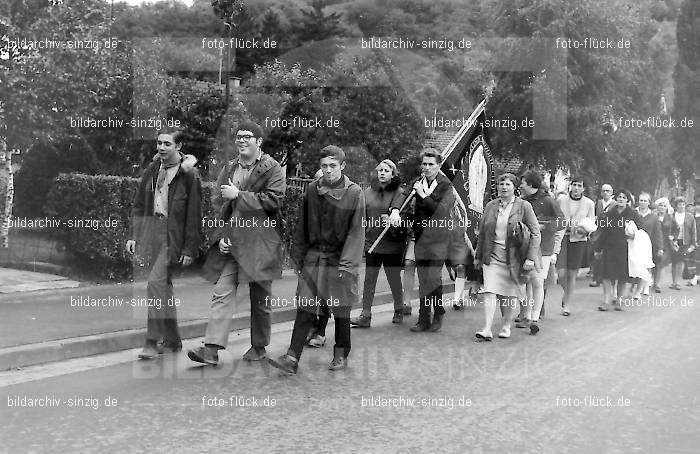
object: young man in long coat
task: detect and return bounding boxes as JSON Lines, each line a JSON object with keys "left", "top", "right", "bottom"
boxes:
{"left": 188, "top": 121, "right": 285, "bottom": 365}
{"left": 268, "top": 145, "right": 365, "bottom": 374}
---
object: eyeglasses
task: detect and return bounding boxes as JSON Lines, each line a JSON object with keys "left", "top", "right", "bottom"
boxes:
{"left": 235, "top": 134, "right": 256, "bottom": 141}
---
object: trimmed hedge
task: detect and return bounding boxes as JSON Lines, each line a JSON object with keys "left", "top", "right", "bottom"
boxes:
{"left": 45, "top": 173, "right": 303, "bottom": 280}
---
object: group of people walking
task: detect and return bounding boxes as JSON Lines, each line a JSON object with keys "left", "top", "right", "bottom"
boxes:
{"left": 127, "top": 121, "right": 698, "bottom": 375}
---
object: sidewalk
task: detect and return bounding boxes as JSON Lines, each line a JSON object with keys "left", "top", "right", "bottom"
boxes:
{"left": 0, "top": 267, "right": 80, "bottom": 294}
{"left": 0, "top": 266, "right": 441, "bottom": 371}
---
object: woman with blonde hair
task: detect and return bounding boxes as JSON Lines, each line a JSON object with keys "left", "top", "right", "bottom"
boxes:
{"left": 652, "top": 197, "right": 677, "bottom": 292}
{"left": 351, "top": 159, "right": 408, "bottom": 327}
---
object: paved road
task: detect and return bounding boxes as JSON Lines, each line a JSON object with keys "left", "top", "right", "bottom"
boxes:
{"left": 2, "top": 283, "right": 699, "bottom": 453}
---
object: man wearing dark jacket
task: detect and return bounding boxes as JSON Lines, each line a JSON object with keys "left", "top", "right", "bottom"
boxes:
{"left": 391, "top": 148, "right": 455, "bottom": 333}
{"left": 188, "top": 121, "right": 285, "bottom": 365}
{"left": 517, "top": 171, "right": 565, "bottom": 334}
{"left": 127, "top": 129, "right": 203, "bottom": 360}
{"left": 268, "top": 145, "right": 365, "bottom": 374}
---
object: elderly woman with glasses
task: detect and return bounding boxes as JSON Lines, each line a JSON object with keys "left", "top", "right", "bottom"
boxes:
{"left": 474, "top": 173, "right": 541, "bottom": 341}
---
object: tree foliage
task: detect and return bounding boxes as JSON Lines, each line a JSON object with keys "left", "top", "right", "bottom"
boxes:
{"left": 672, "top": 0, "right": 699, "bottom": 180}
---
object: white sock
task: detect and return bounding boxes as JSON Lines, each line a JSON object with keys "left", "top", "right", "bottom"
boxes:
{"left": 454, "top": 277, "right": 466, "bottom": 302}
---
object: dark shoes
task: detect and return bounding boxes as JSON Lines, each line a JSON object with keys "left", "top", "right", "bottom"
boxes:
{"left": 187, "top": 346, "right": 219, "bottom": 365}
{"left": 452, "top": 299, "right": 465, "bottom": 310}
{"left": 392, "top": 311, "right": 404, "bottom": 324}
{"left": 329, "top": 347, "right": 348, "bottom": 371}
{"left": 350, "top": 314, "right": 371, "bottom": 328}
{"left": 652, "top": 285, "right": 661, "bottom": 293}
{"left": 410, "top": 322, "right": 430, "bottom": 332}
{"left": 475, "top": 329, "right": 493, "bottom": 341}
{"left": 430, "top": 313, "right": 443, "bottom": 332}
{"left": 139, "top": 340, "right": 181, "bottom": 359}
{"left": 242, "top": 346, "right": 266, "bottom": 361}
{"left": 529, "top": 321, "right": 540, "bottom": 335}
{"left": 268, "top": 354, "right": 298, "bottom": 375}
{"left": 402, "top": 304, "right": 413, "bottom": 316}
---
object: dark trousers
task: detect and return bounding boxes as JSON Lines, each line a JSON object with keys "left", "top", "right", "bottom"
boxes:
{"left": 145, "top": 244, "right": 180, "bottom": 344}
{"left": 416, "top": 259, "right": 445, "bottom": 326}
{"left": 289, "top": 259, "right": 355, "bottom": 359}
{"left": 361, "top": 252, "right": 404, "bottom": 314}
{"left": 313, "top": 303, "right": 331, "bottom": 337}
{"left": 290, "top": 305, "right": 350, "bottom": 359}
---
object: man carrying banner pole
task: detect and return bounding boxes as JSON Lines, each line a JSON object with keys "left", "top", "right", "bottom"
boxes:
{"left": 375, "top": 99, "right": 493, "bottom": 330}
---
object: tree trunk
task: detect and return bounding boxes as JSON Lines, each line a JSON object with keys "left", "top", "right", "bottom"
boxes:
{"left": 0, "top": 139, "right": 14, "bottom": 248}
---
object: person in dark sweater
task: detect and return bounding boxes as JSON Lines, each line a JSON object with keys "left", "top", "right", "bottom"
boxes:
{"left": 351, "top": 159, "right": 407, "bottom": 327}
{"left": 516, "top": 171, "right": 565, "bottom": 334}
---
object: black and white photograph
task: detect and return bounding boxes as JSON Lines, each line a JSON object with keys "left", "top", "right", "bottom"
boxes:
{"left": 1, "top": 0, "right": 698, "bottom": 452}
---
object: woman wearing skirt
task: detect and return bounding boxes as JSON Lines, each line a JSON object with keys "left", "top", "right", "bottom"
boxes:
{"left": 474, "top": 173, "right": 541, "bottom": 340}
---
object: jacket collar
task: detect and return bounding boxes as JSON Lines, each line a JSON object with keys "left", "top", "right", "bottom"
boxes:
{"left": 150, "top": 152, "right": 197, "bottom": 171}
{"left": 228, "top": 153, "right": 274, "bottom": 188}
{"left": 317, "top": 175, "right": 353, "bottom": 200}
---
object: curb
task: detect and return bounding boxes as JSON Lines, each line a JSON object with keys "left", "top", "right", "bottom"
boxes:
{"left": 0, "top": 283, "right": 453, "bottom": 371}
{"left": 0, "top": 270, "right": 298, "bottom": 302}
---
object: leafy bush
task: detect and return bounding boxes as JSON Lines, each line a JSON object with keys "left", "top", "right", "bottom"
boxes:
{"left": 45, "top": 173, "right": 303, "bottom": 280}
{"left": 14, "top": 137, "right": 100, "bottom": 218}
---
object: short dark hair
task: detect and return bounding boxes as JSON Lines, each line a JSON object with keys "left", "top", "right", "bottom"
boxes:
{"left": 497, "top": 172, "right": 519, "bottom": 187}
{"left": 569, "top": 175, "right": 584, "bottom": 185}
{"left": 236, "top": 120, "right": 264, "bottom": 139}
{"left": 616, "top": 189, "right": 634, "bottom": 205}
{"left": 520, "top": 170, "right": 542, "bottom": 189}
{"left": 671, "top": 196, "right": 686, "bottom": 209}
{"left": 319, "top": 145, "right": 345, "bottom": 163}
{"left": 157, "top": 128, "right": 185, "bottom": 144}
{"left": 419, "top": 148, "right": 443, "bottom": 164}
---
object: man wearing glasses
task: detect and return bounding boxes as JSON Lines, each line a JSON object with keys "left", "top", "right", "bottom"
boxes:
{"left": 188, "top": 121, "right": 286, "bottom": 365}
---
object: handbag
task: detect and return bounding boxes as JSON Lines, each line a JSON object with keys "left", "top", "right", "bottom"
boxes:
{"left": 509, "top": 202, "right": 531, "bottom": 260}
